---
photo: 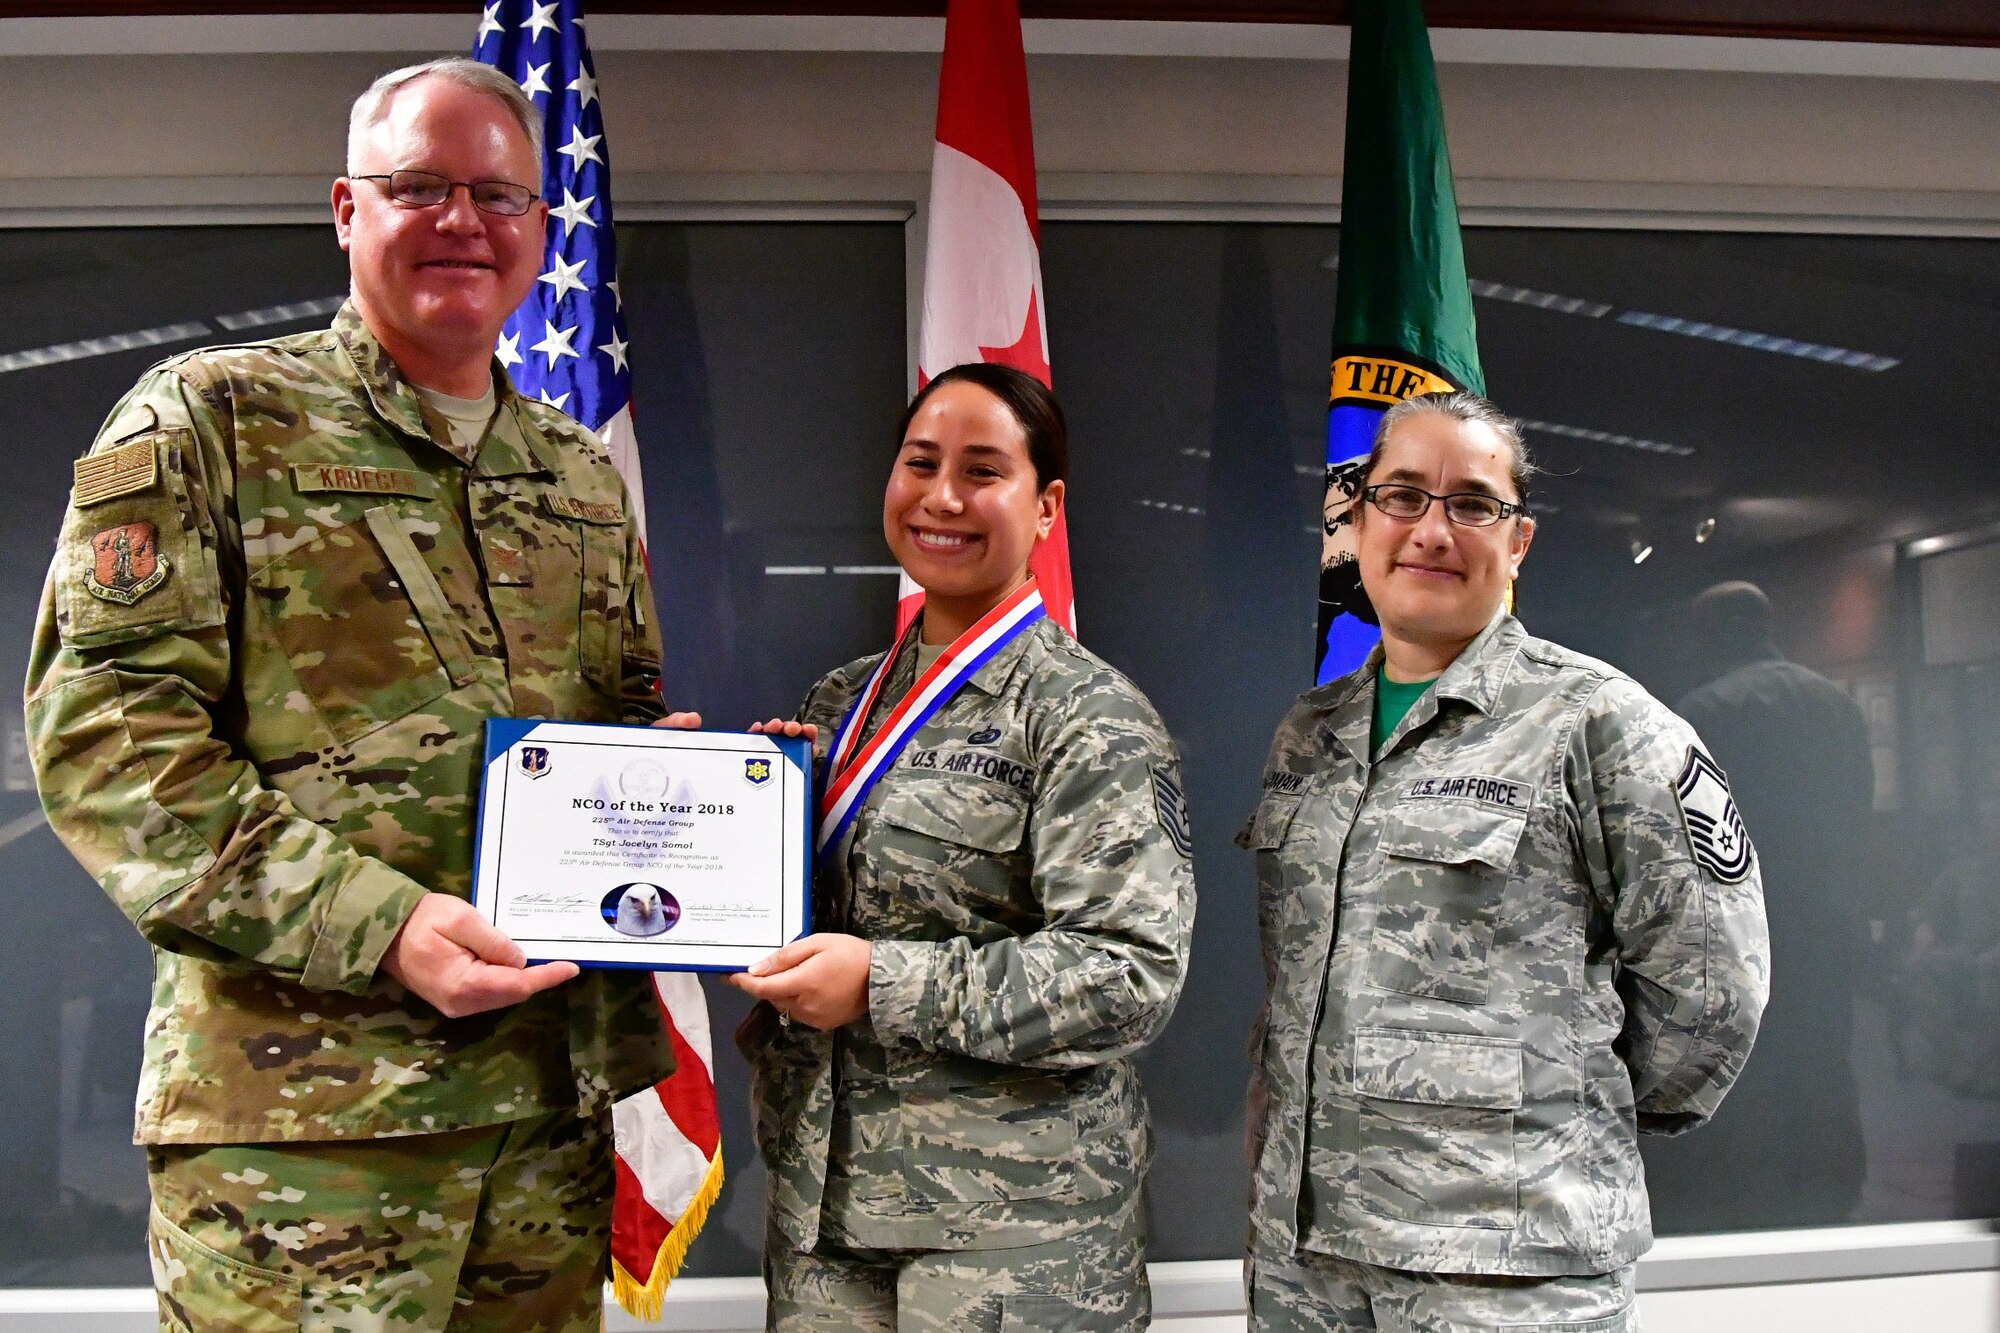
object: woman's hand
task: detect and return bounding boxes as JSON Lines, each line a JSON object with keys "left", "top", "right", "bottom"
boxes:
{"left": 748, "top": 718, "right": 818, "bottom": 743}
{"left": 728, "top": 934, "right": 870, "bottom": 1030}
{"left": 652, "top": 711, "right": 703, "bottom": 730}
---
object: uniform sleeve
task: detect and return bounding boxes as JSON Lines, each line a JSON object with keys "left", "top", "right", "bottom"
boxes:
{"left": 24, "top": 370, "right": 428, "bottom": 995}
{"left": 616, "top": 491, "right": 666, "bottom": 724}
{"left": 1566, "top": 677, "right": 1770, "bottom": 1135}
{"left": 867, "top": 685, "right": 1197, "bottom": 1069}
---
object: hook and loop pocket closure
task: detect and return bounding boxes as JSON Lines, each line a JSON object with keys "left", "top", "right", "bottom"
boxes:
{"left": 1367, "top": 801, "right": 1527, "bottom": 1004}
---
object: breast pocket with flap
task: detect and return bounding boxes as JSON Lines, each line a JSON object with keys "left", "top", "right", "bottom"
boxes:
{"left": 1366, "top": 801, "right": 1527, "bottom": 1005}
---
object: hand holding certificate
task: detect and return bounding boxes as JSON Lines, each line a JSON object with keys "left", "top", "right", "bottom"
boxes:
{"left": 472, "top": 720, "right": 813, "bottom": 971}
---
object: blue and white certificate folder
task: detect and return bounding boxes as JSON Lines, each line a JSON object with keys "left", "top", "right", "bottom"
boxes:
{"left": 473, "top": 719, "right": 813, "bottom": 972}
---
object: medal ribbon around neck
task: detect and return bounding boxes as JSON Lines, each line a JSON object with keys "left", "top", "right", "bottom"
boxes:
{"left": 817, "top": 579, "right": 1046, "bottom": 859}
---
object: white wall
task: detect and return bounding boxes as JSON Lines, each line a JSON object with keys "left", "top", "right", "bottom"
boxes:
{"left": 9, "top": 16, "right": 2000, "bottom": 234}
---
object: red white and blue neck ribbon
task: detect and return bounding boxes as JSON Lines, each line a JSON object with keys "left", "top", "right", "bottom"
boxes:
{"left": 817, "top": 579, "right": 1046, "bottom": 859}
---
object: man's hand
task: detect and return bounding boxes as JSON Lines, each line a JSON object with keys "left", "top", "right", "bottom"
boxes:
{"left": 727, "top": 933, "right": 870, "bottom": 1030}
{"left": 748, "top": 718, "right": 818, "bottom": 742}
{"left": 382, "top": 893, "right": 579, "bottom": 1019}
{"left": 653, "top": 711, "right": 703, "bottom": 730}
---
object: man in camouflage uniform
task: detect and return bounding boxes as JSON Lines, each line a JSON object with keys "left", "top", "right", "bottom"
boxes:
{"left": 25, "top": 58, "right": 674, "bottom": 1332}
{"left": 738, "top": 610, "right": 1196, "bottom": 1331}
{"left": 1243, "top": 392, "right": 1768, "bottom": 1331}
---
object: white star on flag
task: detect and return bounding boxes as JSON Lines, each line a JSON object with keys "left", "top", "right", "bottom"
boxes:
{"left": 557, "top": 125, "right": 604, "bottom": 169}
{"left": 530, "top": 320, "right": 579, "bottom": 367}
{"left": 549, "top": 188, "right": 596, "bottom": 235}
{"left": 473, "top": 3, "right": 720, "bottom": 1317}
{"left": 521, "top": 1, "right": 559, "bottom": 39}
{"left": 538, "top": 254, "right": 589, "bottom": 300}
{"left": 606, "top": 278, "right": 621, "bottom": 310}
{"left": 495, "top": 330, "right": 523, "bottom": 369}
{"left": 598, "top": 332, "right": 630, "bottom": 373}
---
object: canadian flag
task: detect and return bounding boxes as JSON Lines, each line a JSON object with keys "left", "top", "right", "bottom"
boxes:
{"left": 901, "top": 0, "right": 1076, "bottom": 637}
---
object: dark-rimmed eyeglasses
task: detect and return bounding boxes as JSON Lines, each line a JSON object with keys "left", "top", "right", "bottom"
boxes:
{"left": 1361, "top": 483, "right": 1526, "bottom": 528}
{"left": 353, "top": 169, "right": 539, "bottom": 218}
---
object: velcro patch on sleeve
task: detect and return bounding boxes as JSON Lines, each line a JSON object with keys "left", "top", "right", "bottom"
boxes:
{"left": 73, "top": 438, "right": 159, "bottom": 507}
{"left": 1674, "top": 746, "right": 1754, "bottom": 883}
{"left": 82, "top": 521, "right": 170, "bottom": 605}
{"left": 292, "top": 464, "right": 437, "bottom": 499}
{"left": 544, "top": 493, "right": 624, "bottom": 525}
{"left": 1153, "top": 766, "right": 1194, "bottom": 859}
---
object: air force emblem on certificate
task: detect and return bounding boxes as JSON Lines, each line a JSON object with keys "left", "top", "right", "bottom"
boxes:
{"left": 744, "top": 757, "right": 773, "bottom": 787}
{"left": 519, "top": 745, "right": 551, "bottom": 779}
{"left": 1675, "top": 746, "right": 1753, "bottom": 883}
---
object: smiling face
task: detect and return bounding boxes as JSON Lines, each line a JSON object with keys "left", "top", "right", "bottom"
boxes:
{"left": 1356, "top": 408, "right": 1534, "bottom": 662}
{"left": 333, "top": 75, "right": 546, "bottom": 390}
{"left": 883, "top": 380, "right": 1064, "bottom": 641}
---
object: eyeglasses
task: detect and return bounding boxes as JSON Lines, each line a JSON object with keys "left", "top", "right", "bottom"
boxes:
{"left": 353, "top": 169, "right": 539, "bottom": 218}
{"left": 1361, "top": 483, "right": 1526, "bottom": 528}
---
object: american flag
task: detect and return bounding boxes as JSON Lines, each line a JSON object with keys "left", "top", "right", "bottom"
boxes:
{"left": 474, "top": 2, "right": 723, "bottom": 1319}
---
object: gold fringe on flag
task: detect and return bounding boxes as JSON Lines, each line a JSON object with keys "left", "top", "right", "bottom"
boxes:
{"left": 610, "top": 1151, "right": 725, "bottom": 1322}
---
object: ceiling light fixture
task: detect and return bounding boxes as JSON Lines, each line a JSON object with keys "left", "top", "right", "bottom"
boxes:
{"left": 1695, "top": 516, "right": 1716, "bottom": 544}
{"left": 1630, "top": 537, "right": 1654, "bottom": 565}
{"left": 1519, "top": 418, "right": 1694, "bottom": 458}
{"left": 1616, "top": 310, "right": 1898, "bottom": 372}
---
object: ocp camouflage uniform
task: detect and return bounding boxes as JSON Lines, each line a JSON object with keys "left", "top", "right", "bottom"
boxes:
{"left": 744, "top": 616, "right": 1197, "bottom": 1331}
{"left": 1242, "top": 612, "right": 1768, "bottom": 1332}
{"left": 24, "top": 305, "right": 672, "bottom": 1331}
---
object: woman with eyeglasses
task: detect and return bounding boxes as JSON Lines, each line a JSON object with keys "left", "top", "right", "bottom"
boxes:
{"left": 1241, "top": 391, "right": 1769, "bottom": 1332}
{"left": 731, "top": 363, "right": 1195, "bottom": 1331}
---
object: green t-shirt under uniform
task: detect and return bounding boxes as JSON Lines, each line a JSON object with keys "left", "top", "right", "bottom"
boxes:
{"left": 1371, "top": 667, "right": 1436, "bottom": 757}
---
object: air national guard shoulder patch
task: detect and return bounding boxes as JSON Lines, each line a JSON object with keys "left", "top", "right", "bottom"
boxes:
{"left": 1153, "top": 767, "right": 1194, "bottom": 860}
{"left": 1674, "top": 746, "right": 1753, "bottom": 883}
{"left": 84, "top": 521, "right": 169, "bottom": 605}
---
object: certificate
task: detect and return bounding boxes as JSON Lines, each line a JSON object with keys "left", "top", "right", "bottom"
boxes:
{"left": 472, "top": 719, "right": 812, "bottom": 971}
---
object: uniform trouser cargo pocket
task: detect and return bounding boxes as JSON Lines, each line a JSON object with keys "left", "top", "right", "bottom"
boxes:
{"left": 149, "top": 1204, "right": 302, "bottom": 1333}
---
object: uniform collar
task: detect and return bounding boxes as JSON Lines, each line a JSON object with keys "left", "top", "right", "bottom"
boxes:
{"left": 333, "top": 302, "right": 556, "bottom": 477}
{"left": 1311, "top": 610, "right": 1522, "bottom": 766}
{"left": 477, "top": 392, "right": 563, "bottom": 478}
{"left": 1316, "top": 651, "right": 1379, "bottom": 768}
{"left": 897, "top": 608, "right": 1050, "bottom": 701}
{"left": 1429, "top": 609, "right": 1524, "bottom": 717}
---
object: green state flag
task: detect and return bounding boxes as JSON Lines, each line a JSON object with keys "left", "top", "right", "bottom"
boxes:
{"left": 1317, "top": 0, "right": 1484, "bottom": 682}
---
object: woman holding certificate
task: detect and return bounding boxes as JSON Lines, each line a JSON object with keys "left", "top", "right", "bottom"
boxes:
{"left": 733, "top": 363, "right": 1196, "bottom": 1331}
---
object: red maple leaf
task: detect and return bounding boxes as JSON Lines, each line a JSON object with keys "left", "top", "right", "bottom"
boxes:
{"left": 978, "top": 288, "right": 1052, "bottom": 387}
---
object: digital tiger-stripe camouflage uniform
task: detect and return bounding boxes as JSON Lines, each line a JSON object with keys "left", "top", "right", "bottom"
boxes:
{"left": 744, "top": 616, "right": 1197, "bottom": 1332}
{"left": 24, "top": 305, "right": 673, "bottom": 1332}
{"left": 1242, "top": 612, "right": 1769, "bottom": 1332}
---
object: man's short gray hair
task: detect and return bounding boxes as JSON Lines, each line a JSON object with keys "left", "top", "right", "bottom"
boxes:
{"left": 346, "top": 57, "right": 544, "bottom": 178}
{"left": 1364, "top": 389, "right": 1538, "bottom": 505}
